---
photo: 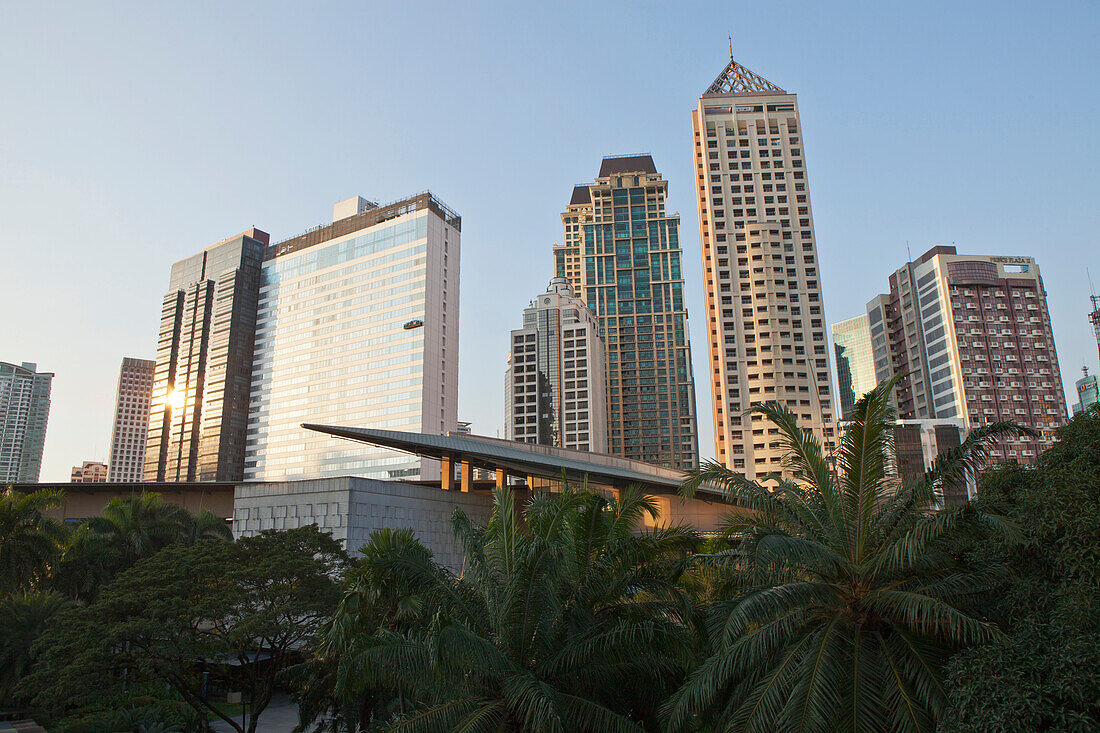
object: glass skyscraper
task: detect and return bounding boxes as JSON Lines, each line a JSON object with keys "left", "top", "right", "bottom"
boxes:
{"left": 1072, "top": 367, "right": 1098, "bottom": 415}
{"left": 245, "top": 193, "right": 460, "bottom": 482}
{"left": 0, "top": 361, "right": 53, "bottom": 483}
{"left": 145, "top": 229, "right": 267, "bottom": 482}
{"left": 554, "top": 155, "right": 699, "bottom": 469}
{"left": 832, "top": 314, "right": 878, "bottom": 420}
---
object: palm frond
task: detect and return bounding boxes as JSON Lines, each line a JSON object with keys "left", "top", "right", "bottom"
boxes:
{"left": 837, "top": 376, "right": 901, "bottom": 565}
{"left": 731, "top": 630, "right": 816, "bottom": 733}
{"left": 875, "top": 630, "right": 933, "bottom": 733}
{"left": 863, "top": 588, "right": 998, "bottom": 646}
{"left": 749, "top": 402, "right": 833, "bottom": 494}
{"left": 552, "top": 690, "right": 645, "bottom": 733}
{"left": 383, "top": 697, "right": 489, "bottom": 733}
{"left": 778, "top": 619, "right": 846, "bottom": 733}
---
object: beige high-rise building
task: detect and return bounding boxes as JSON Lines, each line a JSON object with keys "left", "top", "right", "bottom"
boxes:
{"left": 71, "top": 460, "right": 108, "bottom": 483}
{"left": 692, "top": 55, "right": 836, "bottom": 478}
{"left": 107, "top": 357, "right": 155, "bottom": 482}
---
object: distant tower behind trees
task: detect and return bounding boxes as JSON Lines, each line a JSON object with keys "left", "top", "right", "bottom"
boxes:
{"left": 505, "top": 277, "right": 607, "bottom": 452}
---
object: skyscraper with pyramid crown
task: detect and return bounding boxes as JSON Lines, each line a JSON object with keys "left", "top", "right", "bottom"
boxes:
{"left": 691, "top": 53, "right": 838, "bottom": 479}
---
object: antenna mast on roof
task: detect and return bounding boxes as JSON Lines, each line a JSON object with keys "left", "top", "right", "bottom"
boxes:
{"left": 729, "top": 35, "right": 734, "bottom": 62}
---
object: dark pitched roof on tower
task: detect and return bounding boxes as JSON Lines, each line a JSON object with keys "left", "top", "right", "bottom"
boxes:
{"left": 598, "top": 154, "right": 657, "bottom": 177}
{"left": 569, "top": 185, "right": 591, "bottom": 205}
{"left": 705, "top": 58, "right": 784, "bottom": 95}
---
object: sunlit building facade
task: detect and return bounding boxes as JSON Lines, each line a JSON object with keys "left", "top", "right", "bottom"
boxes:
{"left": 71, "top": 460, "right": 108, "bottom": 483}
{"left": 877, "top": 246, "right": 1067, "bottom": 465}
{"left": 554, "top": 155, "right": 699, "bottom": 469}
{"left": 145, "top": 229, "right": 267, "bottom": 482}
{"left": 245, "top": 193, "right": 460, "bottom": 482}
{"left": 692, "top": 55, "right": 837, "bottom": 479}
{"left": 107, "top": 357, "right": 155, "bottom": 482}
{"left": 0, "top": 361, "right": 53, "bottom": 483}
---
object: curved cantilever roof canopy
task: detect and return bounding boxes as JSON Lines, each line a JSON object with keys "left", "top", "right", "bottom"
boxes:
{"left": 302, "top": 424, "right": 723, "bottom": 499}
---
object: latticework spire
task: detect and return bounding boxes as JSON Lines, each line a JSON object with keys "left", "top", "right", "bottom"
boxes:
{"left": 705, "top": 59, "right": 784, "bottom": 95}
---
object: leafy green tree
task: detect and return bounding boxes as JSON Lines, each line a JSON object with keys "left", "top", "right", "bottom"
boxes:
{"left": 25, "top": 525, "right": 348, "bottom": 733}
{"left": 51, "top": 492, "right": 231, "bottom": 601}
{"left": 0, "top": 589, "right": 74, "bottom": 707}
{"left": 57, "top": 702, "right": 198, "bottom": 733}
{"left": 0, "top": 486, "right": 65, "bottom": 594}
{"left": 666, "top": 378, "right": 1027, "bottom": 733}
{"left": 310, "top": 485, "right": 697, "bottom": 732}
{"left": 939, "top": 406, "right": 1100, "bottom": 731}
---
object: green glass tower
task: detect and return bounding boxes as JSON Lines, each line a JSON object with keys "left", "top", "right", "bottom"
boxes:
{"left": 832, "top": 313, "right": 878, "bottom": 420}
{"left": 0, "top": 361, "right": 53, "bottom": 482}
{"left": 554, "top": 155, "right": 699, "bottom": 469}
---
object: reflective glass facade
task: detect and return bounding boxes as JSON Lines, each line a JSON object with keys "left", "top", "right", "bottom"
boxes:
{"left": 0, "top": 361, "right": 53, "bottom": 483}
{"left": 246, "top": 200, "right": 458, "bottom": 482}
{"left": 146, "top": 231, "right": 266, "bottom": 482}
{"left": 505, "top": 278, "right": 607, "bottom": 451}
{"left": 1072, "top": 371, "right": 1098, "bottom": 415}
{"left": 554, "top": 156, "right": 699, "bottom": 469}
{"left": 832, "top": 314, "right": 877, "bottom": 420}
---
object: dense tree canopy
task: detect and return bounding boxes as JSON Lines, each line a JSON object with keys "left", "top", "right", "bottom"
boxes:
{"left": 0, "top": 589, "right": 74, "bottom": 707}
{"left": 50, "top": 492, "right": 232, "bottom": 601}
{"left": 938, "top": 406, "right": 1100, "bottom": 731}
{"left": 25, "top": 525, "right": 347, "bottom": 733}
{"left": 301, "top": 485, "right": 699, "bottom": 732}
{"left": 5, "top": 407, "right": 1100, "bottom": 732}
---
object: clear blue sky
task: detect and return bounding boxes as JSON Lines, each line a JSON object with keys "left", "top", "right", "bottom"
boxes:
{"left": 2, "top": 1, "right": 1097, "bottom": 482}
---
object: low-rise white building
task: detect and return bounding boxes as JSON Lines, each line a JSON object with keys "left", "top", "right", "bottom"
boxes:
{"left": 233, "top": 476, "right": 492, "bottom": 571}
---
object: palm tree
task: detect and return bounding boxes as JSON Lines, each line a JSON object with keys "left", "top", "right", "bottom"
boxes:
{"left": 665, "top": 377, "right": 1029, "bottom": 733}
{"left": 50, "top": 521, "right": 123, "bottom": 601}
{"left": 0, "top": 486, "right": 66, "bottom": 594}
{"left": 85, "top": 492, "right": 217, "bottom": 564}
{"left": 0, "top": 589, "right": 74, "bottom": 706}
{"left": 181, "top": 507, "right": 233, "bottom": 543}
{"left": 294, "top": 528, "right": 444, "bottom": 731}
{"left": 52, "top": 493, "right": 231, "bottom": 600}
{"left": 320, "top": 485, "right": 698, "bottom": 732}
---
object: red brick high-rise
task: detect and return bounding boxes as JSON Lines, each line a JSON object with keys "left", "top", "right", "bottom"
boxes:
{"left": 870, "top": 246, "right": 1068, "bottom": 465}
